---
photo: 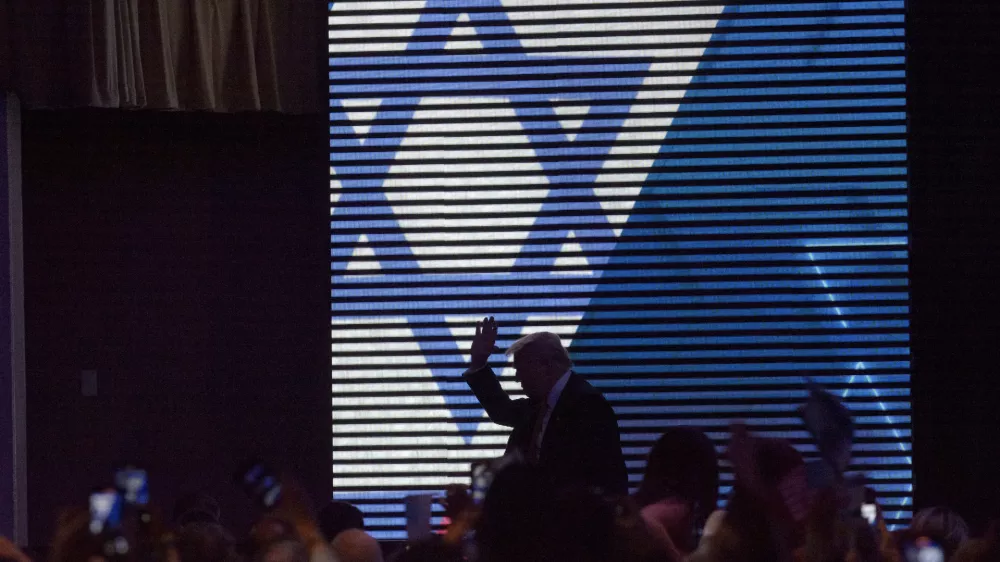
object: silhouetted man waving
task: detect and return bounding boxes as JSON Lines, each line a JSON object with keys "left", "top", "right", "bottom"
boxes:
{"left": 464, "top": 316, "right": 628, "bottom": 495}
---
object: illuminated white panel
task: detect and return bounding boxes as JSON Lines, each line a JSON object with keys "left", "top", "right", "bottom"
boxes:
{"left": 330, "top": 0, "right": 912, "bottom": 537}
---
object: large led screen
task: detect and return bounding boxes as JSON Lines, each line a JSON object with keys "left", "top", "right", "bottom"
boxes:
{"left": 329, "top": 0, "right": 911, "bottom": 538}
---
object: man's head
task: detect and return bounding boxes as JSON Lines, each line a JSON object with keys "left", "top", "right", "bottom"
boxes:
{"left": 506, "top": 332, "right": 571, "bottom": 401}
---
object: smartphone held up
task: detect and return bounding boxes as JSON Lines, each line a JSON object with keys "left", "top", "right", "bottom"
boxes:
{"left": 236, "top": 459, "right": 283, "bottom": 510}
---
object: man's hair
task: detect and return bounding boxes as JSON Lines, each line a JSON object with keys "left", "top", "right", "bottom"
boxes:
{"left": 505, "top": 332, "right": 572, "bottom": 373}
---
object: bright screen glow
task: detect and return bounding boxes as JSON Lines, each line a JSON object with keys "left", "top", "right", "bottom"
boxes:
{"left": 329, "top": 0, "right": 911, "bottom": 538}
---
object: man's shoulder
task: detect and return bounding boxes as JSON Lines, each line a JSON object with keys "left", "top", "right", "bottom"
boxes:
{"left": 564, "top": 373, "right": 602, "bottom": 395}
{"left": 561, "top": 375, "right": 614, "bottom": 412}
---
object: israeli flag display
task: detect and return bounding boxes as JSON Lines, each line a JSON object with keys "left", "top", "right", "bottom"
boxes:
{"left": 329, "top": 0, "right": 910, "bottom": 537}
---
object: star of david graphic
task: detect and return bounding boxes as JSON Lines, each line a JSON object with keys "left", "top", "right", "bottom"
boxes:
{"left": 330, "top": 0, "right": 654, "bottom": 440}
{"left": 329, "top": 3, "right": 914, "bottom": 500}
{"left": 329, "top": 2, "right": 913, "bottom": 530}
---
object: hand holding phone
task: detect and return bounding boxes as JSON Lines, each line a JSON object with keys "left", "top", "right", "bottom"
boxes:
{"left": 89, "top": 490, "right": 123, "bottom": 535}
{"left": 115, "top": 468, "right": 149, "bottom": 507}
{"left": 903, "top": 536, "right": 945, "bottom": 562}
{"left": 471, "top": 461, "right": 492, "bottom": 505}
{"left": 236, "top": 460, "right": 283, "bottom": 509}
{"left": 860, "top": 503, "right": 878, "bottom": 526}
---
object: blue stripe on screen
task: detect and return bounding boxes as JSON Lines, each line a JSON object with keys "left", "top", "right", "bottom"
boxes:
{"left": 357, "top": 15, "right": 904, "bottom": 39}
{"left": 673, "top": 56, "right": 905, "bottom": 70}
{"left": 621, "top": 429, "right": 910, "bottom": 441}
{"left": 639, "top": 195, "right": 907, "bottom": 208}
{"left": 328, "top": 72, "right": 904, "bottom": 95}
{"left": 567, "top": 347, "right": 911, "bottom": 359}
{"left": 648, "top": 112, "right": 905, "bottom": 125}
{"left": 674, "top": 99, "right": 904, "bottom": 112}
{"left": 695, "top": 29, "right": 905, "bottom": 43}
{"left": 329, "top": 113, "right": 908, "bottom": 135}
{"left": 398, "top": 335, "right": 908, "bottom": 353}
{"left": 619, "top": 418, "right": 911, "bottom": 430}
{"left": 577, "top": 361, "right": 912, "bottom": 373}
{"left": 328, "top": 318, "right": 908, "bottom": 333}
{"left": 328, "top": 2, "right": 903, "bottom": 25}
{"left": 327, "top": 87, "right": 904, "bottom": 112}
{"left": 331, "top": 304, "right": 910, "bottom": 319}
{"left": 333, "top": 208, "right": 907, "bottom": 222}
{"left": 388, "top": 385, "right": 909, "bottom": 399}
{"left": 331, "top": 280, "right": 909, "bottom": 299}
{"left": 329, "top": 141, "right": 906, "bottom": 162}
{"left": 329, "top": 56, "right": 903, "bottom": 83}
{"left": 331, "top": 266, "right": 910, "bottom": 283}
{"left": 331, "top": 229, "right": 909, "bottom": 247}
{"left": 329, "top": 44, "right": 905, "bottom": 69}
{"left": 662, "top": 126, "right": 905, "bottom": 138}
{"left": 331, "top": 127, "right": 907, "bottom": 151}
{"left": 354, "top": 27, "right": 905, "bottom": 54}
{"left": 329, "top": 185, "right": 907, "bottom": 202}
{"left": 685, "top": 84, "right": 904, "bottom": 97}
{"left": 643, "top": 167, "right": 907, "bottom": 181}
{"left": 730, "top": 2, "right": 904, "bottom": 12}
{"left": 331, "top": 293, "right": 908, "bottom": 311}
{"left": 331, "top": 236, "right": 908, "bottom": 250}
{"left": 614, "top": 399, "right": 910, "bottom": 413}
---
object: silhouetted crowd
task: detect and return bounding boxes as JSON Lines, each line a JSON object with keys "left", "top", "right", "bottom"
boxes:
{"left": 1, "top": 388, "right": 996, "bottom": 562}
{"left": 2, "top": 434, "right": 997, "bottom": 562}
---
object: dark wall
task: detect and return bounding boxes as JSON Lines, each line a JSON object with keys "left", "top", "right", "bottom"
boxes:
{"left": 1, "top": 86, "right": 15, "bottom": 540}
{"left": 21, "top": 110, "right": 329, "bottom": 544}
{"left": 908, "top": 0, "right": 1000, "bottom": 533}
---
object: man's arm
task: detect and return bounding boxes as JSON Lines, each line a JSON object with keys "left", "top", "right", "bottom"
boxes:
{"left": 464, "top": 316, "right": 529, "bottom": 427}
{"left": 464, "top": 365, "right": 529, "bottom": 427}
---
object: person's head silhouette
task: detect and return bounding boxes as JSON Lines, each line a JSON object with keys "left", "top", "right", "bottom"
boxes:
{"left": 506, "top": 331, "right": 572, "bottom": 401}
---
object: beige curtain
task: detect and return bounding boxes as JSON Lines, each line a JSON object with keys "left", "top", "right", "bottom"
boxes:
{"left": 0, "top": 0, "right": 323, "bottom": 112}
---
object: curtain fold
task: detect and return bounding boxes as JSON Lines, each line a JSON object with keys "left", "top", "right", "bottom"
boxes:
{"left": 0, "top": 0, "right": 321, "bottom": 112}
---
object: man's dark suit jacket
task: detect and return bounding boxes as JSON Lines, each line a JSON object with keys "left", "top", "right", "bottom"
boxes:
{"left": 464, "top": 366, "right": 629, "bottom": 495}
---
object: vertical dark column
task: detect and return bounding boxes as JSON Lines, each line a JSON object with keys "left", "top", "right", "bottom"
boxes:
{"left": 0, "top": 92, "right": 27, "bottom": 543}
{"left": 909, "top": 0, "right": 1000, "bottom": 532}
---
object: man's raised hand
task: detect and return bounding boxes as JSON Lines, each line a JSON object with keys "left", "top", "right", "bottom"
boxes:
{"left": 470, "top": 316, "right": 500, "bottom": 370}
